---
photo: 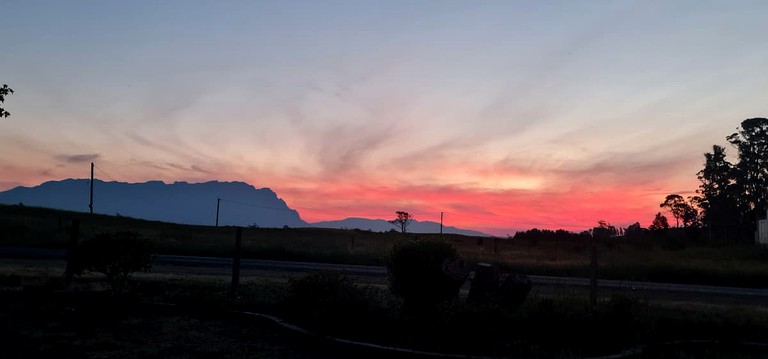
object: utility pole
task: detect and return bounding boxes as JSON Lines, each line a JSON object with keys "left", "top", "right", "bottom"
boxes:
{"left": 216, "top": 198, "right": 221, "bottom": 227}
{"left": 89, "top": 162, "right": 94, "bottom": 215}
{"left": 440, "top": 212, "right": 444, "bottom": 235}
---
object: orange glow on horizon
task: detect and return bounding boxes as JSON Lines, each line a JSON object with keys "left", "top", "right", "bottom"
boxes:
{"left": 0, "top": 142, "right": 702, "bottom": 237}
{"left": 271, "top": 178, "right": 695, "bottom": 236}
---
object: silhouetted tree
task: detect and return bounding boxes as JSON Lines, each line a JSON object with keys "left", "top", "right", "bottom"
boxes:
{"left": 389, "top": 211, "right": 414, "bottom": 233}
{"left": 626, "top": 222, "right": 641, "bottom": 231}
{"left": 660, "top": 194, "right": 698, "bottom": 227}
{"left": 624, "top": 222, "right": 646, "bottom": 238}
{"left": 696, "top": 145, "right": 741, "bottom": 235}
{"left": 694, "top": 145, "right": 748, "bottom": 241}
{"left": 512, "top": 228, "right": 583, "bottom": 241}
{"left": 727, "top": 118, "right": 768, "bottom": 226}
{"left": 0, "top": 84, "right": 13, "bottom": 118}
{"left": 649, "top": 212, "right": 670, "bottom": 231}
{"left": 681, "top": 201, "right": 700, "bottom": 228}
{"left": 593, "top": 220, "right": 617, "bottom": 238}
{"left": 660, "top": 195, "right": 685, "bottom": 227}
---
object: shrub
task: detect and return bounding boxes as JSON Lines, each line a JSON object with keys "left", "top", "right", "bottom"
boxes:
{"left": 283, "top": 271, "right": 368, "bottom": 328}
{"left": 0, "top": 274, "right": 22, "bottom": 287}
{"left": 75, "top": 231, "right": 153, "bottom": 292}
{"left": 384, "top": 237, "right": 467, "bottom": 311}
{"left": 0, "top": 224, "right": 29, "bottom": 241}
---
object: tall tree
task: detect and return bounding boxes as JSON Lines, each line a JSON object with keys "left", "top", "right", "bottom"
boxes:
{"left": 660, "top": 194, "right": 687, "bottom": 227}
{"left": 649, "top": 212, "right": 670, "bottom": 231}
{"left": 727, "top": 118, "right": 768, "bottom": 222}
{"left": 0, "top": 84, "right": 13, "bottom": 118}
{"left": 389, "top": 211, "right": 414, "bottom": 234}
{"left": 696, "top": 145, "right": 741, "bottom": 240}
{"left": 660, "top": 194, "right": 699, "bottom": 228}
{"left": 681, "top": 200, "right": 700, "bottom": 228}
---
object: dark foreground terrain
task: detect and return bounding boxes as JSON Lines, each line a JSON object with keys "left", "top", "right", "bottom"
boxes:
{"left": 2, "top": 267, "right": 768, "bottom": 359}
{"left": 0, "top": 290, "right": 407, "bottom": 359}
{"left": 4, "top": 204, "right": 768, "bottom": 289}
{"left": 3, "top": 204, "right": 768, "bottom": 358}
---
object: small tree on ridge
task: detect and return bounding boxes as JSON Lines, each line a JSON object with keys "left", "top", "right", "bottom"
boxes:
{"left": 389, "top": 211, "right": 413, "bottom": 233}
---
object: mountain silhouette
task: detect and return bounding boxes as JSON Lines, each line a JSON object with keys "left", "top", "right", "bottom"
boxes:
{"left": 312, "top": 217, "right": 490, "bottom": 237}
{"left": 1, "top": 179, "right": 491, "bottom": 236}
{"left": 0, "top": 179, "right": 306, "bottom": 228}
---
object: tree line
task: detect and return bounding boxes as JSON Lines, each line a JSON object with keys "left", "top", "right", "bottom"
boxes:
{"left": 513, "top": 118, "right": 767, "bottom": 244}
{"left": 628, "top": 118, "right": 767, "bottom": 243}
{"left": 689, "top": 117, "right": 767, "bottom": 242}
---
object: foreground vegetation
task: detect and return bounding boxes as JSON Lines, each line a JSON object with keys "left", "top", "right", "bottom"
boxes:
{"left": 3, "top": 204, "right": 768, "bottom": 288}
{"left": 1, "top": 263, "right": 767, "bottom": 359}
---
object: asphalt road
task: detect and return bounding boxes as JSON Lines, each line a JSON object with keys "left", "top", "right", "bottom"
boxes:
{"left": 2, "top": 246, "right": 768, "bottom": 302}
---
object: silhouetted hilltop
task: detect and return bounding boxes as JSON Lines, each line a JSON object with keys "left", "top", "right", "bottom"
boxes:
{"left": 0, "top": 179, "right": 306, "bottom": 228}
{"left": 312, "top": 217, "right": 490, "bottom": 237}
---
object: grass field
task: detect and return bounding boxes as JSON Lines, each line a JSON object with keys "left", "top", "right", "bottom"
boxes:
{"left": 3, "top": 204, "right": 768, "bottom": 288}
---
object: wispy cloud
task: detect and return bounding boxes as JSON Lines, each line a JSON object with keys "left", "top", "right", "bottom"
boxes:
{"left": 54, "top": 153, "right": 100, "bottom": 163}
{"left": 164, "top": 162, "right": 213, "bottom": 174}
{"left": 190, "top": 165, "right": 212, "bottom": 174}
{"left": 304, "top": 123, "right": 398, "bottom": 176}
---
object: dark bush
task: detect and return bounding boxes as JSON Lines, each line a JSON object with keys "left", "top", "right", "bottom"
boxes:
{"left": 604, "top": 293, "right": 645, "bottom": 324}
{"left": 0, "top": 274, "right": 22, "bottom": 287}
{"left": 384, "top": 237, "right": 467, "bottom": 311}
{"left": 74, "top": 231, "right": 153, "bottom": 292}
{"left": 283, "top": 271, "right": 368, "bottom": 327}
{"left": 0, "top": 224, "right": 29, "bottom": 240}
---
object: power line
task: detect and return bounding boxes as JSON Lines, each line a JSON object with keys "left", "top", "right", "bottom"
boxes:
{"left": 93, "top": 164, "right": 118, "bottom": 182}
{"left": 219, "top": 198, "right": 299, "bottom": 212}
{"left": 92, "top": 164, "right": 146, "bottom": 201}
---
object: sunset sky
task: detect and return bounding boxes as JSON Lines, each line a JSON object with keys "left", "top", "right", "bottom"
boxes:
{"left": 2, "top": 1, "right": 767, "bottom": 235}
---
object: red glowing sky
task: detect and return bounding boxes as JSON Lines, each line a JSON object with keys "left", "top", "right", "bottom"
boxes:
{"left": 2, "top": 2, "right": 766, "bottom": 235}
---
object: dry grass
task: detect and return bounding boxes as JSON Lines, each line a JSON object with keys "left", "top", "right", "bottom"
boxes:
{"left": 4, "top": 204, "right": 768, "bottom": 287}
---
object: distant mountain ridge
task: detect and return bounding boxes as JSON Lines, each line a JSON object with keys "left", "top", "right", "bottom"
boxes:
{"left": 0, "top": 179, "right": 490, "bottom": 236}
{"left": 312, "top": 217, "right": 490, "bottom": 237}
{"left": 0, "top": 179, "right": 306, "bottom": 228}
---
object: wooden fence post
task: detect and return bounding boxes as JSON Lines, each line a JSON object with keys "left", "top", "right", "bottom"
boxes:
{"left": 64, "top": 219, "right": 80, "bottom": 286}
{"left": 590, "top": 242, "right": 598, "bottom": 307}
{"left": 230, "top": 227, "right": 243, "bottom": 299}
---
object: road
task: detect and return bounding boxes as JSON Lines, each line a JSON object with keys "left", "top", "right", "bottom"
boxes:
{"left": 2, "top": 246, "right": 767, "bottom": 302}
